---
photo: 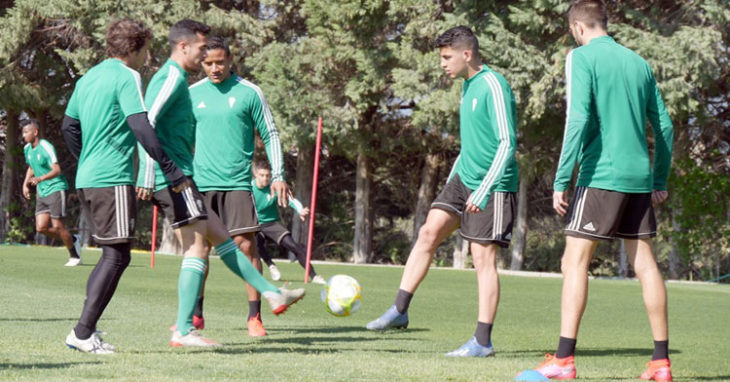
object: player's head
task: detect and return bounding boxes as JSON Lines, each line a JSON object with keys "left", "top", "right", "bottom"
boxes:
{"left": 169, "top": 19, "right": 210, "bottom": 72}
{"left": 20, "top": 119, "right": 39, "bottom": 144}
{"left": 567, "top": 0, "right": 608, "bottom": 46}
{"left": 254, "top": 160, "right": 272, "bottom": 187}
{"left": 106, "top": 18, "right": 153, "bottom": 69}
{"left": 201, "top": 36, "right": 233, "bottom": 84}
{"left": 435, "top": 26, "right": 481, "bottom": 79}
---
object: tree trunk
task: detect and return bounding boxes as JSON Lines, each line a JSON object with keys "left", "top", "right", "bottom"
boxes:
{"left": 0, "top": 111, "right": 19, "bottom": 241}
{"left": 618, "top": 239, "right": 629, "bottom": 278}
{"left": 158, "top": 219, "right": 182, "bottom": 255}
{"left": 77, "top": 206, "right": 91, "bottom": 247}
{"left": 453, "top": 235, "right": 469, "bottom": 269}
{"left": 668, "top": 208, "right": 681, "bottom": 279}
{"left": 352, "top": 152, "right": 372, "bottom": 264}
{"left": 509, "top": 178, "right": 529, "bottom": 270}
{"left": 412, "top": 153, "right": 440, "bottom": 243}
{"left": 291, "top": 145, "right": 313, "bottom": 245}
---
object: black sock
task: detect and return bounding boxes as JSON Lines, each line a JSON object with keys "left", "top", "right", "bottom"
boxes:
{"left": 652, "top": 340, "right": 669, "bottom": 360}
{"left": 69, "top": 236, "right": 80, "bottom": 258}
{"left": 394, "top": 289, "right": 413, "bottom": 314}
{"left": 556, "top": 336, "right": 577, "bottom": 358}
{"left": 74, "top": 243, "right": 131, "bottom": 339}
{"left": 194, "top": 296, "right": 204, "bottom": 317}
{"left": 248, "top": 300, "right": 261, "bottom": 321}
{"left": 280, "top": 235, "right": 317, "bottom": 276}
{"left": 474, "top": 322, "right": 493, "bottom": 347}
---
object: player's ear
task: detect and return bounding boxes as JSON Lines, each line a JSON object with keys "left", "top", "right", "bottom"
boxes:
{"left": 463, "top": 49, "right": 472, "bottom": 64}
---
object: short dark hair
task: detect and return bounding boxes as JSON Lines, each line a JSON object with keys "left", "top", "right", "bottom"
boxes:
{"left": 106, "top": 18, "right": 152, "bottom": 58}
{"left": 20, "top": 119, "right": 39, "bottom": 129}
{"left": 169, "top": 19, "right": 210, "bottom": 50}
{"left": 205, "top": 35, "right": 231, "bottom": 57}
{"left": 435, "top": 26, "right": 479, "bottom": 54}
{"left": 567, "top": 0, "right": 608, "bottom": 30}
{"left": 254, "top": 160, "right": 271, "bottom": 171}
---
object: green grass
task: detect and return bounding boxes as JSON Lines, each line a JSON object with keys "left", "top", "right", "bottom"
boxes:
{"left": 1, "top": 246, "right": 728, "bottom": 381}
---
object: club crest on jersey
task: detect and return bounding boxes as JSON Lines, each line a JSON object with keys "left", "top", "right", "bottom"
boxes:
{"left": 197, "top": 101, "right": 206, "bottom": 109}
{"left": 472, "top": 98, "right": 478, "bottom": 111}
{"left": 37, "top": 154, "right": 41, "bottom": 160}
{"left": 229, "top": 97, "right": 236, "bottom": 108}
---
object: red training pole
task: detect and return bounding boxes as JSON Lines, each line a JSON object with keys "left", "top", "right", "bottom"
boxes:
{"left": 150, "top": 205, "right": 158, "bottom": 268}
{"left": 304, "top": 117, "right": 323, "bottom": 283}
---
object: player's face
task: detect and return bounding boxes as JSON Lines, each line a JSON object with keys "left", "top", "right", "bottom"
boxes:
{"left": 439, "top": 46, "right": 469, "bottom": 79}
{"left": 22, "top": 125, "right": 38, "bottom": 144}
{"left": 128, "top": 40, "right": 151, "bottom": 70}
{"left": 201, "top": 48, "right": 232, "bottom": 84}
{"left": 255, "top": 169, "right": 271, "bottom": 187}
{"left": 182, "top": 32, "right": 207, "bottom": 71}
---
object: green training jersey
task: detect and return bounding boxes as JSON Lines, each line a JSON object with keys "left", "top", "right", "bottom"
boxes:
{"left": 64, "top": 58, "right": 147, "bottom": 188}
{"left": 136, "top": 59, "right": 194, "bottom": 191}
{"left": 451, "top": 64, "right": 519, "bottom": 210}
{"left": 24, "top": 139, "right": 69, "bottom": 197}
{"left": 191, "top": 74, "right": 285, "bottom": 192}
{"left": 554, "top": 36, "right": 674, "bottom": 193}
{"left": 251, "top": 180, "right": 304, "bottom": 224}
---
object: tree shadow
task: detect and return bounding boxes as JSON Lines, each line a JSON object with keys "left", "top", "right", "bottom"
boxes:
{"left": 498, "top": 348, "right": 681, "bottom": 358}
{"left": 211, "top": 343, "right": 432, "bottom": 356}
{"left": 0, "top": 317, "right": 76, "bottom": 322}
{"left": 267, "top": 325, "right": 428, "bottom": 335}
{"left": 0, "top": 361, "right": 100, "bottom": 370}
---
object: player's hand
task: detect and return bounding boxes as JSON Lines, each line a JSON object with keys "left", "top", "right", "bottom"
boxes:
{"left": 553, "top": 190, "right": 569, "bottom": 216}
{"left": 651, "top": 190, "right": 669, "bottom": 205}
{"left": 464, "top": 202, "right": 481, "bottom": 214}
{"left": 22, "top": 185, "right": 31, "bottom": 200}
{"left": 271, "top": 181, "right": 289, "bottom": 207}
{"left": 29, "top": 177, "right": 40, "bottom": 186}
{"left": 136, "top": 187, "right": 153, "bottom": 200}
{"left": 172, "top": 178, "right": 192, "bottom": 193}
{"left": 299, "top": 207, "right": 310, "bottom": 221}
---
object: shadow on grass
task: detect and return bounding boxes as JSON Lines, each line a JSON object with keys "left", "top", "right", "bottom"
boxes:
{"left": 0, "top": 361, "right": 100, "bottom": 370}
{"left": 268, "top": 325, "right": 428, "bottom": 335}
{"left": 497, "top": 347, "right": 681, "bottom": 358}
{"left": 0, "top": 317, "right": 76, "bottom": 322}
{"left": 211, "top": 343, "right": 429, "bottom": 356}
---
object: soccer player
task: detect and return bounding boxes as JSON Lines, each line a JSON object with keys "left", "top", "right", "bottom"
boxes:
{"left": 251, "top": 159, "right": 325, "bottom": 285}
{"left": 366, "top": 26, "right": 519, "bottom": 358}
{"left": 189, "top": 36, "right": 300, "bottom": 337}
{"left": 519, "top": 1, "right": 674, "bottom": 380}
{"left": 21, "top": 119, "right": 81, "bottom": 266}
{"left": 61, "top": 18, "right": 189, "bottom": 354}
{"left": 135, "top": 23, "right": 305, "bottom": 346}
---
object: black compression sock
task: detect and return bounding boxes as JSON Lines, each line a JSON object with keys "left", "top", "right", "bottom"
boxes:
{"left": 69, "top": 236, "right": 80, "bottom": 258}
{"left": 556, "top": 336, "right": 577, "bottom": 358}
{"left": 652, "top": 340, "right": 669, "bottom": 360}
{"left": 474, "top": 322, "right": 493, "bottom": 347}
{"left": 194, "top": 296, "right": 204, "bottom": 317}
{"left": 248, "top": 300, "right": 261, "bottom": 321}
{"left": 394, "top": 289, "right": 413, "bottom": 314}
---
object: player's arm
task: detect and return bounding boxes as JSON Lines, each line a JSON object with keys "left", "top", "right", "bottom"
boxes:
{"left": 287, "top": 195, "right": 309, "bottom": 221}
{"left": 465, "top": 76, "right": 517, "bottom": 213}
{"left": 22, "top": 166, "right": 33, "bottom": 200}
{"left": 61, "top": 116, "right": 83, "bottom": 159}
{"left": 251, "top": 88, "right": 288, "bottom": 206}
{"left": 553, "top": 50, "right": 592, "bottom": 216}
{"left": 646, "top": 71, "right": 674, "bottom": 204}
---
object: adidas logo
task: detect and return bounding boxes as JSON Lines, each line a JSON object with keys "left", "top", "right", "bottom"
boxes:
{"left": 504, "top": 233, "right": 512, "bottom": 240}
{"left": 582, "top": 222, "right": 596, "bottom": 232}
{"left": 197, "top": 101, "right": 206, "bottom": 109}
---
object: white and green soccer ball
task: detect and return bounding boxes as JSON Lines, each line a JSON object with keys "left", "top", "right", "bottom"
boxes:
{"left": 320, "top": 274, "right": 362, "bottom": 317}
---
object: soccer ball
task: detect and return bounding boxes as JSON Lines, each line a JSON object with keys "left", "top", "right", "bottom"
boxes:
{"left": 320, "top": 274, "right": 362, "bottom": 317}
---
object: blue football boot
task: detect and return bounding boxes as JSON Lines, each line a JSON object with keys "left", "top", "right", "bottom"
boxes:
{"left": 366, "top": 305, "right": 408, "bottom": 330}
{"left": 444, "top": 336, "right": 495, "bottom": 357}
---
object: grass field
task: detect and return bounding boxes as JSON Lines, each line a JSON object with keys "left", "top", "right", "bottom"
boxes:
{"left": 1, "top": 246, "right": 728, "bottom": 381}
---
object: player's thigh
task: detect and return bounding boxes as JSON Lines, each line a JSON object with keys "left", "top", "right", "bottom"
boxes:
{"left": 565, "top": 187, "right": 628, "bottom": 241}
{"left": 47, "top": 190, "right": 67, "bottom": 219}
{"left": 260, "top": 222, "right": 290, "bottom": 245}
{"left": 153, "top": 183, "right": 208, "bottom": 231}
{"left": 470, "top": 241, "right": 499, "bottom": 270}
{"left": 233, "top": 232, "right": 257, "bottom": 257}
{"left": 174, "top": 220, "right": 208, "bottom": 258}
{"left": 78, "top": 186, "right": 136, "bottom": 245}
{"left": 616, "top": 193, "right": 656, "bottom": 240}
{"left": 461, "top": 191, "right": 516, "bottom": 248}
{"left": 50, "top": 217, "right": 66, "bottom": 230}
{"left": 35, "top": 212, "right": 51, "bottom": 231}
{"left": 418, "top": 208, "right": 460, "bottom": 245}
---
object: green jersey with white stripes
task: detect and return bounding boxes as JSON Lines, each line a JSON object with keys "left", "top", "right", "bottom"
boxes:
{"left": 136, "top": 59, "right": 194, "bottom": 192}
{"left": 191, "top": 74, "right": 285, "bottom": 192}
{"left": 251, "top": 180, "right": 304, "bottom": 224}
{"left": 452, "top": 64, "right": 519, "bottom": 210}
{"left": 24, "top": 139, "right": 69, "bottom": 197}
{"left": 554, "top": 36, "right": 674, "bottom": 193}
{"left": 65, "top": 58, "right": 148, "bottom": 188}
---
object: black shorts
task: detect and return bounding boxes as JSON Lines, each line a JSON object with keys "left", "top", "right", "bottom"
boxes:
{"left": 259, "top": 221, "right": 290, "bottom": 245}
{"left": 152, "top": 183, "right": 208, "bottom": 229}
{"left": 431, "top": 174, "right": 516, "bottom": 247}
{"left": 565, "top": 186, "right": 656, "bottom": 241}
{"left": 203, "top": 190, "right": 259, "bottom": 235}
{"left": 36, "top": 190, "right": 67, "bottom": 219}
{"left": 78, "top": 186, "right": 136, "bottom": 245}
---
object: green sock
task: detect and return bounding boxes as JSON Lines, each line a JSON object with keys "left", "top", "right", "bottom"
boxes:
{"left": 215, "top": 239, "right": 280, "bottom": 294}
{"left": 176, "top": 257, "right": 206, "bottom": 336}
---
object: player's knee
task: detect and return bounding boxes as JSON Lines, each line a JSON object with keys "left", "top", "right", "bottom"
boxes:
{"left": 36, "top": 224, "right": 50, "bottom": 234}
{"left": 417, "top": 225, "right": 440, "bottom": 247}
